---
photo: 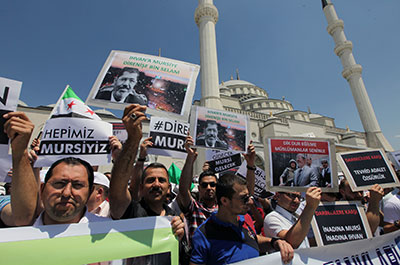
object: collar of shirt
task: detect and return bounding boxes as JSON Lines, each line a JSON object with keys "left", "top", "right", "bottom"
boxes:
{"left": 275, "top": 205, "right": 297, "bottom": 223}
{"left": 210, "top": 212, "right": 246, "bottom": 239}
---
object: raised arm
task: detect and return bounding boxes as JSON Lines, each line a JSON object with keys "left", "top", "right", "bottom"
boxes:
{"left": 129, "top": 136, "right": 152, "bottom": 201}
{"left": 177, "top": 135, "right": 198, "bottom": 212}
{"left": 278, "top": 187, "right": 321, "bottom": 249}
{"left": 4, "top": 112, "right": 37, "bottom": 226}
{"left": 243, "top": 141, "right": 255, "bottom": 196}
{"left": 109, "top": 104, "right": 147, "bottom": 219}
{"left": 366, "top": 184, "right": 384, "bottom": 234}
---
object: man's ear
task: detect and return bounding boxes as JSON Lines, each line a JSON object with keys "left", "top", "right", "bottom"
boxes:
{"left": 220, "top": 196, "right": 229, "bottom": 206}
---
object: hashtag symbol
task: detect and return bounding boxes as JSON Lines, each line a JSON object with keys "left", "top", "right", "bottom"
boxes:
{"left": 153, "top": 120, "right": 163, "bottom": 130}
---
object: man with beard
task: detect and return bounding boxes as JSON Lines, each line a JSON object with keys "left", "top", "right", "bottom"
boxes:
{"left": 293, "top": 153, "right": 319, "bottom": 187}
{"left": 95, "top": 67, "right": 147, "bottom": 105}
{"left": 196, "top": 120, "right": 228, "bottom": 149}
{"left": 1, "top": 112, "right": 108, "bottom": 226}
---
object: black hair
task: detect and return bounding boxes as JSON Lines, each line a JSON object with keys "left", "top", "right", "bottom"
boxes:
{"left": 216, "top": 173, "right": 246, "bottom": 206}
{"left": 44, "top": 157, "right": 94, "bottom": 191}
{"left": 141, "top": 162, "right": 169, "bottom": 184}
{"left": 199, "top": 170, "right": 217, "bottom": 184}
{"left": 119, "top": 67, "right": 140, "bottom": 77}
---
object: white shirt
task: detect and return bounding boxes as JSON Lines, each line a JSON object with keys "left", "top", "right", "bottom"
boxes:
{"left": 91, "top": 200, "right": 111, "bottom": 218}
{"left": 383, "top": 194, "right": 400, "bottom": 223}
{"left": 33, "top": 209, "right": 111, "bottom": 226}
{"left": 263, "top": 205, "right": 310, "bottom": 249}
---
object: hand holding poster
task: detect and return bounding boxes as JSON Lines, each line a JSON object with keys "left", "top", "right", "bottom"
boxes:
{"left": 311, "top": 202, "right": 372, "bottom": 246}
{"left": 0, "top": 77, "right": 22, "bottom": 182}
{"left": 265, "top": 137, "right": 337, "bottom": 192}
{"left": 148, "top": 116, "right": 189, "bottom": 159}
{"left": 337, "top": 149, "right": 399, "bottom": 191}
{"left": 236, "top": 160, "right": 272, "bottom": 198}
{"left": 190, "top": 106, "right": 249, "bottom": 152}
{"left": 86, "top": 50, "right": 199, "bottom": 120}
{"left": 205, "top": 149, "right": 242, "bottom": 174}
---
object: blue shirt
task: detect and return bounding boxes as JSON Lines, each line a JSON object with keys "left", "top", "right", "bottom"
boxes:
{"left": 191, "top": 213, "right": 259, "bottom": 265}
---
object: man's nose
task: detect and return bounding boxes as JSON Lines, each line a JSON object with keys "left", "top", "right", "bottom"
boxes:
{"left": 61, "top": 183, "right": 72, "bottom": 197}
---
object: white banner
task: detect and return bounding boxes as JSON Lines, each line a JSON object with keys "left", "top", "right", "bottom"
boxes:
{"left": 148, "top": 116, "right": 189, "bottom": 159}
{"left": 232, "top": 230, "right": 400, "bottom": 265}
{"left": 35, "top": 118, "right": 112, "bottom": 167}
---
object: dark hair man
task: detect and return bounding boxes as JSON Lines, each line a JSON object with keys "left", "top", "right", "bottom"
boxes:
{"left": 109, "top": 104, "right": 184, "bottom": 246}
{"left": 2, "top": 112, "right": 108, "bottom": 226}
{"left": 190, "top": 173, "right": 293, "bottom": 265}
{"left": 196, "top": 120, "right": 228, "bottom": 149}
{"left": 95, "top": 67, "right": 147, "bottom": 105}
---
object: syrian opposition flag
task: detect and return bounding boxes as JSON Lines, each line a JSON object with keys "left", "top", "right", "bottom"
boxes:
{"left": 50, "top": 85, "right": 101, "bottom": 120}
{"left": 35, "top": 85, "right": 112, "bottom": 167}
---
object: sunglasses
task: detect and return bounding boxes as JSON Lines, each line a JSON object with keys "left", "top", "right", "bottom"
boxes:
{"left": 237, "top": 194, "right": 251, "bottom": 204}
{"left": 283, "top": 193, "right": 304, "bottom": 202}
{"left": 200, "top": 182, "right": 217, "bottom": 188}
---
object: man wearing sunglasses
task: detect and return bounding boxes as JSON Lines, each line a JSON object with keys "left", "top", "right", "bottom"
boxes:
{"left": 264, "top": 187, "right": 321, "bottom": 249}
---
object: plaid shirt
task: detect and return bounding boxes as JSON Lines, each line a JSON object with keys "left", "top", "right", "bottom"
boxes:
{"left": 185, "top": 198, "right": 218, "bottom": 239}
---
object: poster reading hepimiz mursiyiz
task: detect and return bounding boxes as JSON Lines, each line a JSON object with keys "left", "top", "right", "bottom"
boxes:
{"left": 148, "top": 116, "right": 189, "bottom": 159}
{"left": 337, "top": 149, "right": 399, "bottom": 191}
{"left": 0, "top": 77, "right": 22, "bottom": 182}
{"left": 35, "top": 118, "right": 112, "bottom": 167}
{"left": 190, "top": 106, "right": 249, "bottom": 153}
{"left": 265, "top": 137, "right": 337, "bottom": 192}
{"left": 86, "top": 50, "right": 200, "bottom": 121}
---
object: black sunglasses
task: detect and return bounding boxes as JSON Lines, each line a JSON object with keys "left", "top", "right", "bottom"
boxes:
{"left": 283, "top": 193, "right": 304, "bottom": 201}
{"left": 200, "top": 182, "right": 217, "bottom": 188}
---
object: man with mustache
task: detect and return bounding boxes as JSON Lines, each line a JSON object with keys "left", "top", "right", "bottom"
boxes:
{"left": 196, "top": 120, "right": 228, "bottom": 149}
{"left": 95, "top": 67, "right": 148, "bottom": 105}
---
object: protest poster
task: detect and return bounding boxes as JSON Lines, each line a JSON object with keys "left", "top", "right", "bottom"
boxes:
{"left": 112, "top": 122, "right": 128, "bottom": 144}
{"left": 205, "top": 149, "right": 242, "bottom": 174}
{"left": 148, "top": 116, "right": 189, "bottom": 159}
{"left": 35, "top": 118, "right": 112, "bottom": 167}
{"left": 0, "top": 216, "right": 179, "bottom": 265}
{"left": 388, "top": 150, "right": 400, "bottom": 171}
{"left": 232, "top": 230, "right": 400, "bottom": 265}
{"left": 311, "top": 201, "right": 372, "bottom": 247}
{"left": 190, "top": 106, "right": 249, "bottom": 152}
{"left": 265, "top": 137, "right": 337, "bottom": 192}
{"left": 337, "top": 149, "right": 399, "bottom": 191}
{"left": 0, "top": 77, "right": 22, "bottom": 182}
{"left": 236, "top": 160, "right": 272, "bottom": 198}
{"left": 86, "top": 50, "right": 199, "bottom": 120}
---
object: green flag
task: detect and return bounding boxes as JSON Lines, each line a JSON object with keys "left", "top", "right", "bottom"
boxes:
{"left": 168, "top": 163, "right": 194, "bottom": 191}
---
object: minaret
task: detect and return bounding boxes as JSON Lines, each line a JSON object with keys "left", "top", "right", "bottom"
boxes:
{"left": 195, "top": 0, "right": 223, "bottom": 109}
{"left": 322, "top": 0, "right": 393, "bottom": 151}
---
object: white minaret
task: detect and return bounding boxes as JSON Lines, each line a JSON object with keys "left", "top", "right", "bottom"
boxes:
{"left": 322, "top": 0, "right": 393, "bottom": 151}
{"left": 195, "top": 0, "right": 223, "bottom": 110}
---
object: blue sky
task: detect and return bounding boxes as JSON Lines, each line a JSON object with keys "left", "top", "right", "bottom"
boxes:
{"left": 1, "top": 0, "right": 399, "bottom": 149}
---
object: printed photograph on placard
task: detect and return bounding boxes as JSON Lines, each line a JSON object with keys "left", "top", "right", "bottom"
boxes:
{"left": 265, "top": 137, "right": 337, "bottom": 192}
{"left": 86, "top": 50, "right": 199, "bottom": 120}
{"left": 337, "top": 149, "right": 399, "bottom": 191}
{"left": 190, "top": 106, "right": 249, "bottom": 152}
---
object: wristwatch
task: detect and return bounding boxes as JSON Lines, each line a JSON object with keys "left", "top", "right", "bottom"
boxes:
{"left": 394, "top": 220, "right": 400, "bottom": 228}
{"left": 270, "top": 237, "right": 281, "bottom": 250}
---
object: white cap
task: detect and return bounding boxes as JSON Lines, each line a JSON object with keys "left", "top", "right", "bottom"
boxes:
{"left": 40, "top": 169, "right": 49, "bottom": 183}
{"left": 94, "top": 172, "right": 110, "bottom": 188}
{"left": 0, "top": 186, "right": 5, "bottom": 196}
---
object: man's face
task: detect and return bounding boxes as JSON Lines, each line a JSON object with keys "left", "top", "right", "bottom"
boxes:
{"left": 277, "top": 192, "right": 302, "bottom": 213}
{"left": 204, "top": 123, "right": 218, "bottom": 146}
{"left": 113, "top": 71, "right": 139, "bottom": 101}
{"left": 141, "top": 168, "right": 170, "bottom": 204}
{"left": 322, "top": 161, "right": 329, "bottom": 169}
{"left": 198, "top": 175, "right": 217, "bottom": 202}
{"left": 41, "top": 162, "right": 90, "bottom": 224}
{"left": 228, "top": 183, "right": 250, "bottom": 215}
{"left": 296, "top": 155, "right": 306, "bottom": 168}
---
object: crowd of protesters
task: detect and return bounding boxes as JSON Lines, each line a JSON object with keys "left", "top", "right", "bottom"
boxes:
{"left": 0, "top": 104, "right": 400, "bottom": 265}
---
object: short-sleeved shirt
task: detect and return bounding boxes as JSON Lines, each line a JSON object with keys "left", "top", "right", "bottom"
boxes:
{"left": 0, "top": 195, "right": 11, "bottom": 228}
{"left": 185, "top": 198, "right": 218, "bottom": 238}
{"left": 191, "top": 213, "right": 259, "bottom": 265}
{"left": 263, "top": 205, "right": 310, "bottom": 249}
{"left": 383, "top": 194, "right": 400, "bottom": 223}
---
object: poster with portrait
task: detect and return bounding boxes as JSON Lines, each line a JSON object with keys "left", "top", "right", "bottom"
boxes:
{"left": 190, "top": 106, "right": 249, "bottom": 152}
{"left": 264, "top": 137, "right": 337, "bottom": 192}
{"left": 86, "top": 50, "right": 200, "bottom": 121}
{"left": 311, "top": 201, "right": 372, "bottom": 247}
{"left": 337, "top": 149, "right": 399, "bottom": 191}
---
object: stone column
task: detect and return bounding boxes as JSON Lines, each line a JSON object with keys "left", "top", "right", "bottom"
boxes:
{"left": 322, "top": 0, "right": 393, "bottom": 151}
